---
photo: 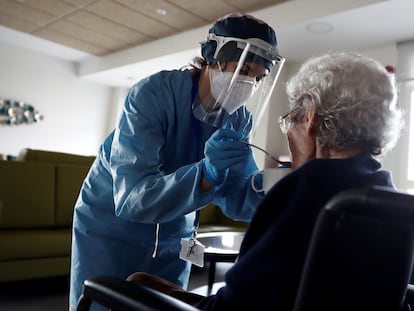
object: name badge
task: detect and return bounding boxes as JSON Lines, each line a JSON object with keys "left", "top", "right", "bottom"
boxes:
{"left": 179, "top": 237, "right": 205, "bottom": 267}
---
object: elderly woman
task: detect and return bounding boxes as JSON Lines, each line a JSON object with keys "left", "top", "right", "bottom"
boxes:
{"left": 127, "top": 51, "right": 404, "bottom": 310}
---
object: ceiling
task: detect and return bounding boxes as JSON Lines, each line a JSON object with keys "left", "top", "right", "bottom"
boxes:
{"left": 1, "top": 0, "right": 414, "bottom": 88}
{"left": 0, "top": 0, "right": 285, "bottom": 56}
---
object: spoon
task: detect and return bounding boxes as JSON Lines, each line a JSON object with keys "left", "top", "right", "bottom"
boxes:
{"left": 240, "top": 140, "right": 292, "bottom": 168}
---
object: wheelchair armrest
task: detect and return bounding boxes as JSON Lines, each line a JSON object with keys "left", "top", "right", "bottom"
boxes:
{"left": 76, "top": 276, "right": 200, "bottom": 311}
{"left": 405, "top": 284, "right": 414, "bottom": 308}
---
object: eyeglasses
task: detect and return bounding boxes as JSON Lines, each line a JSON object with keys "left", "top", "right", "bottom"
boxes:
{"left": 278, "top": 108, "right": 297, "bottom": 134}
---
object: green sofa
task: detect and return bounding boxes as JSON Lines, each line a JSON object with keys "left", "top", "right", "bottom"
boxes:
{"left": 0, "top": 148, "right": 246, "bottom": 282}
{"left": 0, "top": 148, "right": 95, "bottom": 282}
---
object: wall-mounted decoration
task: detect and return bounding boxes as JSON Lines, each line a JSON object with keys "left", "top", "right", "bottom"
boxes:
{"left": 0, "top": 98, "right": 44, "bottom": 125}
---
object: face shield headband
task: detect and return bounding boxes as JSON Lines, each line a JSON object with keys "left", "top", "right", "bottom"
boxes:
{"left": 207, "top": 33, "right": 282, "bottom": 66}
{"left": 193, "top": 35, "right": 285, "bottom": 134}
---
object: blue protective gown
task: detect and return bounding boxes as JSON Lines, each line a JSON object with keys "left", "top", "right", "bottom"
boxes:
{"left": 69, "top": 69, "right": 262, "bottom": 310}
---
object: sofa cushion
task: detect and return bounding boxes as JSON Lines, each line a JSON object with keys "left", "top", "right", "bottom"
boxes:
{"left": 55, "top": 164, "right": 90, "bottom": 226}
{"left": 0, "top": 229, "right": 71, "bottom": 260}
{"left": 0, "top": 161, "right": 55, "bottom": 228}
{"left": 17, "top": 148, "right": 95, "bottom": 166}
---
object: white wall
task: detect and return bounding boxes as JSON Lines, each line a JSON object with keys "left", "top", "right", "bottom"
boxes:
{"left": 394, "top": 39, "right": 414, "bottom": 192}
{"left": 0, "top": 41, "right": 116, "bottom": 157}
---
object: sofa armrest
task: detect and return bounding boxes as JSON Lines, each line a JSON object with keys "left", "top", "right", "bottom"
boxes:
{"left": 198, "top": 204, "right": 248, "bottom": 233}
{"left": 198, "top": 204, "right": 220, "bottom": 226}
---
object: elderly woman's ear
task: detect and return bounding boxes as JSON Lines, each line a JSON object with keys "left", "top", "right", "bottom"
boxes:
{"left": 304, "top": 109, "right": 319, "bottom": 137}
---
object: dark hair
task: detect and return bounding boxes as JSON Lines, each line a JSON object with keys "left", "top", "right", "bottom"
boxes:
{"left": 191, "top": 56, "right": 208, "bottom": 69}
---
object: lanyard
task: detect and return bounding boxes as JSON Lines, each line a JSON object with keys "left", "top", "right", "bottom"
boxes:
{"left": 191, "top": 70, "right": 201, "bottom": 159}
{"left": 191, "top": 69, "right": 201, "bottom": 231}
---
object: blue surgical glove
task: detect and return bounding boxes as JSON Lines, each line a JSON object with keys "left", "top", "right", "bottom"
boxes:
{"left": 203, "top": 128, "right": 254, "bottom": 187}
{"left": 223, "top": 109, "right": 258, "bottom": 177}
{"left": 222, "top": 106, "right": 253, "bottom": 138}
{"left": 228, "top": 145, "right": 258, "bottom": 178}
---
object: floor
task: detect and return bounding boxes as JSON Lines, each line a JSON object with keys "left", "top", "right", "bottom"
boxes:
{"left": 0, "top": 262, "right": 233, "bottom": 311}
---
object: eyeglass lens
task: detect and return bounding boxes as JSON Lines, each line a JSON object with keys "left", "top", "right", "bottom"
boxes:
{"left": 278, "top": 112, "right": 291, "bottom": 134}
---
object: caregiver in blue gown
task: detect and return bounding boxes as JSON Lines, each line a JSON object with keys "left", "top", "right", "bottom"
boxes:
{"left": 69, "top": 13, "right": 285, "bottom": 310}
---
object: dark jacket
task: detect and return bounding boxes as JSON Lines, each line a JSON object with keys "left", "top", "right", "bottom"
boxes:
{"left": 197, "top": 153, "right": 395, "bottom": 310}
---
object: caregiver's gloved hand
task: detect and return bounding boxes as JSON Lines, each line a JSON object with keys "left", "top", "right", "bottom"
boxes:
{"left": 203, "top": 128, "right": 254, "bottom": 187}
{"left": 224, "top": 109, "right": 258, "bottom": 177}
{"left": 228, "top": 143, "right": 258, "bottom": 178}
{"left": 224, "top": 105, "right": 253, "bottom": 136}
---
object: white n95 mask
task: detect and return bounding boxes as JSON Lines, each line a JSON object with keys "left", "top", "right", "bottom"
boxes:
{"left": 210, "top": 71, "right": 257, "bottom": 115}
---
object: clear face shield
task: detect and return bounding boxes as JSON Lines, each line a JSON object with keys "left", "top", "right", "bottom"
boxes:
{"left": 193, "top": 34, "right": 285, "bottom": 133}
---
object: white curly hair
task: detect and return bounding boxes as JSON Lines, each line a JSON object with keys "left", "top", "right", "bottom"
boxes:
{"left": 286, "top": 51, "right": 403, "bottom": 155}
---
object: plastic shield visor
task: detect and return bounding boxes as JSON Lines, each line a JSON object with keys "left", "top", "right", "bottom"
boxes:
{"left": 193, "top": 36, "right": 285, "bottom": 132}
